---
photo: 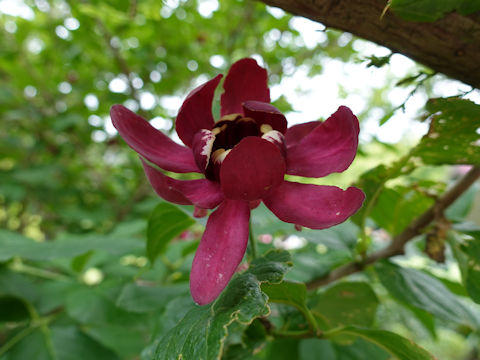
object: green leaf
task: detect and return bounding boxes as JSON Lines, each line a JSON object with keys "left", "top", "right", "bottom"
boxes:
{"left": 153, "top": 250, "right": 292, "bottom": 360}
{"left": 449, "top": 230, "right": 480, "bottom": 303}
{"left": 326, "top": 326, "right": 435, "bottom": 360}
{"left": 65, "top": 287, "right": 149, "bottom": 357}
{"left": 0, "top": 230, "right": 142, "bottom": 262}
{"left": 261, "top": 280, "right": 307, "bottom": 311}
{"left": 376, "top": 261, "right": 478, "bottom": 328}
{"left": 116, "top": 283, "right": 189, "bottom": 313}
{"left": 311, "top": 282, "right": 379, "bottom": 330}
{"left": 147, "top": 202, "right": 195, "bottom": 264}
{"left": 370, "top": 186, "right": 434, "bottom": 234}
{"left": 413, "top": 97, "right": 480, "bottom": 165}
{"left": 389, "top": 0, "right": 460, "bottom": 22}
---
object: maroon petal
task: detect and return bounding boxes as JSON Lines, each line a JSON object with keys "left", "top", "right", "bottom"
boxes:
{"left": 220, "top": 137, "right": 286, "bottom": 201}
{"left": 190, "top": 199, "right": 250, "bottom": 305}
{"left": 220, "top": 58, "right": 270, "bottom": 117}
{"left": 243, "top": 101, "right": 287, "bottom": 134}
{"left": 284, "top": 121, "right": 319, "bottom": 148}
{"left": 176, "top": 74, "right": 223, "bottom": 147}
{"left": 286, "top": 106, "right": 360, "bottom": 177}
{"left": 264, "top": 181, "right": 365, "bottom": 229}
{"left": 110, "top": 105, "right": 199, "bottom": 173}
{"left": 191, "top": 129, "right": 215, "bottom": 172}
{"left": 142, "top": 159, "right": 224, "bottom": 209}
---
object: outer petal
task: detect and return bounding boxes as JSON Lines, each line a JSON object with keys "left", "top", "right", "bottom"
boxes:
{"left": 220, "top": 137, "right": 286, "bottom": 201}
{"left": 110, "top": 105, "right": 199, "bottom": 173}
{"left": 220, "top": 58, "right": 270, "bottom": 117}
{"left": 190, "top": 199, "right": 250, "bottom": 305}
{"left": 176, "top": 74, "right": 223, "bottom": 147}
{"left": 243, "top": 101, "right": 287, "bottom": 134}
{"left": 284, "top": 121, "right": 319, "bottom": 148}
{"left": 286, "top": 106, "right": 360, "bottom": 177}
{"left": 142, "top": 160, "right": 224, "bottom": 209}
{"left": 192, "top": 129, "right": 215, "bottom": 172}
{"left": 263, "top": 181, "right": 365, "bottom": 230}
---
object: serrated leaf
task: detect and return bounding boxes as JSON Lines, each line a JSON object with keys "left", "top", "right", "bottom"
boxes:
{"left": 311, "top": 282, "right": 379, "bottom": 329}
{"left": 414, "top": 97, "right": 480, "bottom": 165}
{"left": 376, "top": 261, "right": 478, "bottom": 328}
{"left": 327, "top": 326, "right": 435, "bottom": 360}
{"left": 153, "top": 250, "right": 292, "bottom": 360}
{"left": 146, "top": 202, "right": 195, "bottom": 264}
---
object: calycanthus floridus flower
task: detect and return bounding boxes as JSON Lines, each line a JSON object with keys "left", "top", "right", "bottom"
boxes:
{"left": 110, "top": 58, "right": 365, "bottom": 305}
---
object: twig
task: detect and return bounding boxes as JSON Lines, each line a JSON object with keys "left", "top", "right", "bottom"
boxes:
{"left": 306, "top": 166, "right": 480, "bottom": 290}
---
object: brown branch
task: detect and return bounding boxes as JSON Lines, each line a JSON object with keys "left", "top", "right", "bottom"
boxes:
{"left": 306, "top": 166, "right": 480, "bottom": 290}
{"left": 259, "top": 0, "right": 480, "bottom": 89}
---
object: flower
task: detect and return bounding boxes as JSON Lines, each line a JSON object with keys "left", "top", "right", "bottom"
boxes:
{"left": 110, "top": 58, "right": 365, "bottom": 305}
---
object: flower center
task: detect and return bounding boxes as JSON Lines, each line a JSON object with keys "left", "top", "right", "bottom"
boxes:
{"left": 201, "top": 113, "right": 286, "bottom": 182}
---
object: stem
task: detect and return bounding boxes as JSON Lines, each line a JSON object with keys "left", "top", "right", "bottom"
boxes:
{"left": 9, "top": 258, "right": 69, "bottom": 281}
{"left": 271, "top": 329, "right": 314, "bottom": 339}
{"left": 249, "top": 220, "right": 257, "bottom": 259}
{"left": 24, "top": 302, "right": 57, "bottom": 360}
{"left": 307, "top": 165, "right": 480, "bottom": 290}
{"left": 0, "top": 326, "right": 37, "bottom": 356}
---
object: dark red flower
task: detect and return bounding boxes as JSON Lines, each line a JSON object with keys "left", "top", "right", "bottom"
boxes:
{"left": 110, "top": 58, "right": 365, "bottom": 305}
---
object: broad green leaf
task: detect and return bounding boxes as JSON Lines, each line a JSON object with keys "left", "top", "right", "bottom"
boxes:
{"left": 326, "top": 326, "right": 435, "bottom": 360}
{"left": 389, "top": 0, "right": 468, "bottom": 22}
{"left": 116, "top": 283, "right": 189, "bottom": 313}
{"left": 65, "top": 287, "right": 150, "bottom": 357}
{"left": 370, "top": 186, "right": 433, "bottom": 234}
{"left": 311, "top": 282, "right": 379, "bottom": 329}
{"left": 261, "top": 280, "right": 307, "bottom": 311}
{"left": 50, "top": 326, "right": 119, "bottom": 360}
{"left": 146, "top": 202, "right": 195, "bottom": 264}
{"left": 376, "top": 261, "right": 478, "bottom": 327}
{"left": 413, "top": 98, "right": 480, "bottom": 165}
{"left": 0, "top": 230, "right": 142, "bottom": 262}
{"left": 263, "top": 338, "right": 299, "bottom": 359}
{"left": 449, "top": 230, "right": 480, "bottom": 303}
{"left": 298, "top": 338, "right": 390, "bottom": 360}
{"left": 153, "top": 250, "right": 292, "bottom": 360}
{"left": 334, "top": 338, "right": 390, "bottom": 360}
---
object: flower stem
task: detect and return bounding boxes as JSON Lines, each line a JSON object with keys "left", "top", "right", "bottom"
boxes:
{"left": 248, "top": 220, "right": 257, "bottom": 259}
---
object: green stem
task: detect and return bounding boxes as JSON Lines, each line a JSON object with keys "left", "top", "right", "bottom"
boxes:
{"left": 248, "top": 220, "right": 257, "bottom": 259}
{"left": 0, "top": 308, "right": 58, "bottom": 357}
{"left": 0, "top": 325, "right": 37, "bottom": 356}
{"left": 9, "top": 258, "right": 69, "bottom": 281}
{"left": 271, "top": 329, "right": 314, "bottom": 339}
{"left": 24, "top": 301, "right": 57, "bottom": 360}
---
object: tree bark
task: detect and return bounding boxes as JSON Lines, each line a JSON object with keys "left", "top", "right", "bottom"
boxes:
{"left": 260, "top": 0, "right": 480, "bottom": 89}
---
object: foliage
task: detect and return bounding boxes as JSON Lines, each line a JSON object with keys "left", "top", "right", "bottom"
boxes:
{"left": 1, "top": 0, "right": 480, "bottom": 359}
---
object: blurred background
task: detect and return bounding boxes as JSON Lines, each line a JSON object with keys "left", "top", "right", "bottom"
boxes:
{"left": 1, "top": 0, "right": 480, "bottom": 359}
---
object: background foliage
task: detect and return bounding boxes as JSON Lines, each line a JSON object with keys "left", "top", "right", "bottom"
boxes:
{"left": 1, "top": 0, "right": 480, "bottom": 359}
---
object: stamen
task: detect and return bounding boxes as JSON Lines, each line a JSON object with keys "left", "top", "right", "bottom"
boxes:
{"left": 260, "top": 124, "right": 273, "bottom": 134}
{"left": 212, "top": 148, "right": 231, "bottom": 163}
{"left": 219, "top": 113, "right": 242, "bottom": 121}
